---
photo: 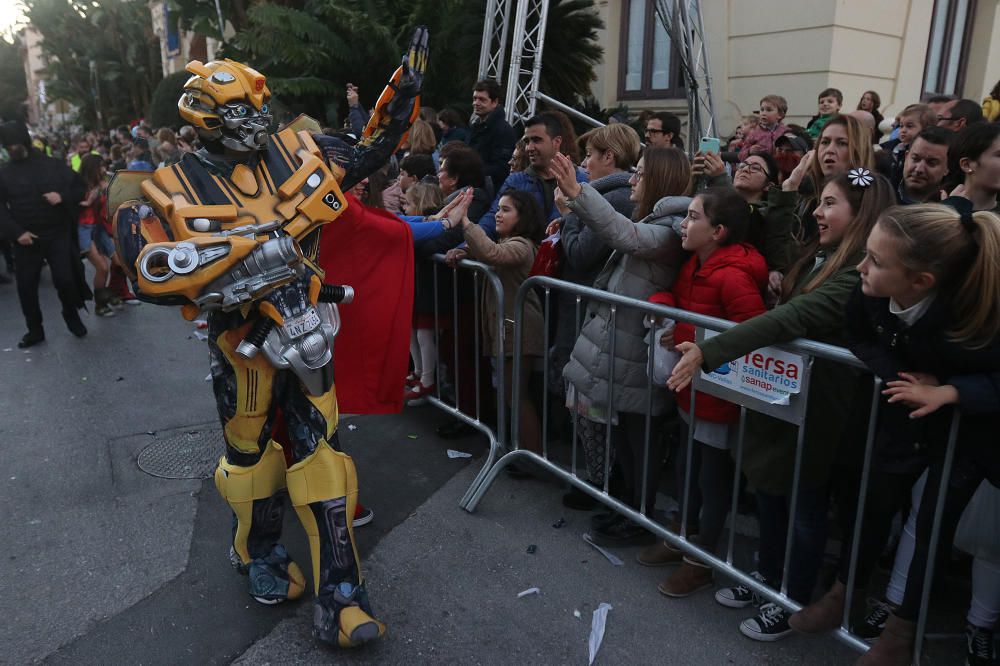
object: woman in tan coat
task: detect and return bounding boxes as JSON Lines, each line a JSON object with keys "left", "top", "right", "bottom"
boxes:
{"left": 446, "top": 188, "right": 545, "bottom": 456}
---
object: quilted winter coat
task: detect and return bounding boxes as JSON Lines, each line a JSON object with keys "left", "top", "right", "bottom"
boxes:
{"left": 649, "top": 242, "right": 768, "bottom": 423}
{"left": 562, "top": 185, "right": 689, "bottom": 415}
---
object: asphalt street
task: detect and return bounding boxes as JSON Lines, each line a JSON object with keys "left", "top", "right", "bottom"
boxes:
{"left": 0, "top": 266, "right": 970, "bottom": 665}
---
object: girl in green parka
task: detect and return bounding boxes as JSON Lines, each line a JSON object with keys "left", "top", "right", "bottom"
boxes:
{"left": 667, "top": 168, "right": 897, "bottom": 642}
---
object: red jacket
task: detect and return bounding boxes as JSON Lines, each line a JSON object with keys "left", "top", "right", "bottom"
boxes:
{"left": 650, "top": 243, "right": 767, "bottom": 423}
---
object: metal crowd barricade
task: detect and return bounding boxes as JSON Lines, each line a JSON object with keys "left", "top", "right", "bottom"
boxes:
{"left": 462, "top": 275, "right": 967, "bottom": 663}
{"left": 421, "top": 254, "right": 509, "bottom": 508}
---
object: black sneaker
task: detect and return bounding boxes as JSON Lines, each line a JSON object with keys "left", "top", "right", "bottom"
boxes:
{"left": 966, "top": 623, "right": 996, "bottom": 666}
{"left": 590, "top": 516, "right": 655, "bottom": 547}
{"left": 851, "top": 597, "right": 897, "bottom": 643}
{"left": 740, "top": 602, "right": 795, "bottom": 642}
{"left": 715, "top": 571, "right": 768, "bottom": 609}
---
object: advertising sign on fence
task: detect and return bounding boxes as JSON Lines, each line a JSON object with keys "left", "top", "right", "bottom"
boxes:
{"left": 694, "top": 329, "right": 812, "bottom": 425}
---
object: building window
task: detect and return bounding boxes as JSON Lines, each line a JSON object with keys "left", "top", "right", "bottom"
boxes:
{"left": 922, "top": 0, "right": 977, "bottom": 97}
{"left": 618, "top": 0, "right": 683, "bottom": 100}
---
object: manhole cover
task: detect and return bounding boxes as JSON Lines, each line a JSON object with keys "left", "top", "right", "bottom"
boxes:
{"left": 137, "top": 428, "right": 224, "bottom": 479}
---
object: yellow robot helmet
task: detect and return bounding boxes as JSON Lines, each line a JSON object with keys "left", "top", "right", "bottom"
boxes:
{"left": 178, "top": 59, "right": 273, "bottom": 152}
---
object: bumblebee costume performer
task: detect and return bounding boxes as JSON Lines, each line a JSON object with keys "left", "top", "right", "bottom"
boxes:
{"left": 112, "top": 28, "right": 428, "bottom": 648}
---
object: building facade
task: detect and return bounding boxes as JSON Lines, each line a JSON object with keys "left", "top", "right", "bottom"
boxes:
{"left": 590, "top": 0, "right": 1000, "bottom": 139}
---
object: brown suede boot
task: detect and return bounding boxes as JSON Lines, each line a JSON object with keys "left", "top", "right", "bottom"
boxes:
{"left": 636, "top": 539, "right": 685, "bottom": 567}
{"left": 855, "top": 614, "right": 915, "bottom": 665}
{"left": 788, "top": 580, "right": 846, "bottom": 634}
{"left": 657, "top": 557, "right": 713, "bottom": 597}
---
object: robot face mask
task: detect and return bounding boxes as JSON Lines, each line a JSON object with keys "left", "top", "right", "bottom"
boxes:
{"left": 218, "top": 101, "right": 272, "bottom": 152}
{"left": 179, "top": 59, "right": 273, "bottom": 153}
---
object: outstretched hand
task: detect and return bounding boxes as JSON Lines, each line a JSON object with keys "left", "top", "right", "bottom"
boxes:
{"left": 782, "top": 150, "right": 814, "bottom": 192}
{"left": 549, "top": 153, "right": 582, "bottom": 200}
{"left": 667, "top": 342, "right": 704, "bottom": 392}
{"left": 448, "top": 187, "right": 475, "bottom": 228}
{"left": 883, "top": 372, "right": 957, "bottom": 418}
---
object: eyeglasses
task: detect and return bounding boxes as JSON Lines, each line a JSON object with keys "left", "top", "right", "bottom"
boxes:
{"left": 629, "top": 167, "right": 644, "bottom": 180}
{"left": 937, "top": 116, "right": 957, "bottom": 124}
{"left": 736, "top": 161, "right": 767, "bottom": 175}
{"left": 644, "top": 127, "right": 665, "bottom": 135}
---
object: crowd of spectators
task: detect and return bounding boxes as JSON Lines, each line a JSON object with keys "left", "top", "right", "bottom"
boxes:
{"left": 3, "top": 71, "right": 1000, "bottom": 666}
{"left": 342, "top": 80, "right": 1000, "bottom": 666}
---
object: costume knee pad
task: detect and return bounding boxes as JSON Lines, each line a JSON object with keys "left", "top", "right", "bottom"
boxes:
{"left": 214, "top": 439, "right": 288, "bottom": 566}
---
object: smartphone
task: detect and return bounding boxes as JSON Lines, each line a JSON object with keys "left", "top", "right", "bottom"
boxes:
{"left": 699, "top": 136, "right": 721, "bottom": 155}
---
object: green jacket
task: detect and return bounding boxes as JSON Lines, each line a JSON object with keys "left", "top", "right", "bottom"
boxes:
{"left": 698, "top": 251, "right": 863, "bottom": 494}
{"left": 707, "top": 172, "right": 797, "bottom": 273}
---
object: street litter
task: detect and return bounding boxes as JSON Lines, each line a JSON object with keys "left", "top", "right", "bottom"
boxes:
{"left": 526, "top": 544, "right": 537, "bottom": 554}
{"left": 347, "top": 424, "right": 358, "bottom": 431}
{"left": 574, "top": 609, "right": 582, "bottom": 618}
{"left": 446, "top": 449, "right": 472, "bottom": 458}
{"left": 3, "top": 348, "right": 11, "bottom": 352}
{"left": 516, "top": 587, "right": 540, "bottom": 598}
{"left": 588, "top": 602, "right": 612, "bottom": 665}
{"left": 407, "top": 434, "right": 418, "bottom": 440}
{"left": 193, "top": 330, "right": 208, "bottom": 341}
{"left": 582, "top": 534, "right": 624, "bottom": 566}
{"left": 552, "top": 517, "right": 565, "bottom": 528}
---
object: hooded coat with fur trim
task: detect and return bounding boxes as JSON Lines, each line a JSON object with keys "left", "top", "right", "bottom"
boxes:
{"left": 562, "top": 186, "right": 688, "bottom": 415}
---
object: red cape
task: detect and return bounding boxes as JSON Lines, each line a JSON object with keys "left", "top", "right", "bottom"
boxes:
{"left": 318, "top": 193, "right": 414, "bottom": 414}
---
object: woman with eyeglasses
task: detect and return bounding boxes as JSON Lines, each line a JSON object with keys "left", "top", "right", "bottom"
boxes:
{"left": 544, "top": 123, "right": 643, "bottom": 510}
{"left": 692, "top": 150, "right": 796, "bottom": 304}
{"left": 550, "top": 146, "right": 690, "bottom": 546}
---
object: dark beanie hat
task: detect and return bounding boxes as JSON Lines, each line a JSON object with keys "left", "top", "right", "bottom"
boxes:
{"left": 0, "top": 121, "right": 31, "bottom": 149}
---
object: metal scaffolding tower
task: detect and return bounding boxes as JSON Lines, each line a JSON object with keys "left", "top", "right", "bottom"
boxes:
{"left": 652, "top": 0, "right": 718, "bottom": 145}
{"left": 478, "top": 0, "right": 550, "bottom": 125}
{"left": 477, "top": 0, "right": 514, "bottom": 85}
{"left": 477, "top": 0, "right": 717, "bottom": 145}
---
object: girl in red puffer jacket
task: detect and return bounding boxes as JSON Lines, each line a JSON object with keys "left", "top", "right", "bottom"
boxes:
{"left": 639, "top": 186, "right": 767, "bottom": 598}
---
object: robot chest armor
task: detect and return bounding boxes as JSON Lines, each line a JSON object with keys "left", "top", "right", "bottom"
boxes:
{"left": 141, "top": 127, "right": 347, "bottom": 260}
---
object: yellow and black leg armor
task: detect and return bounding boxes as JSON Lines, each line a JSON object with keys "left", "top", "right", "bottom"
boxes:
{"left": 287, "top": 440, "right": 385, "bottom": 647}
{"left": 214, "top": 440, "right": 306, "bottom": 604}
{"left": 208, "top": 312, "right": 383, "bottom": 645}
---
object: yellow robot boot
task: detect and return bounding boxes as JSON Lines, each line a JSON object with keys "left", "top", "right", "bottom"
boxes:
{"left": 215, "top": 440, "right": 306, "bottom": 604}
{"left": 286, "top": 438, "right": 385, "bottom": 647}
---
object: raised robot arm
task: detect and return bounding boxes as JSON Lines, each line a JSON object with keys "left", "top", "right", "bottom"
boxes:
{"left": 314, "top": 26, "right": 428, "bottom": 191}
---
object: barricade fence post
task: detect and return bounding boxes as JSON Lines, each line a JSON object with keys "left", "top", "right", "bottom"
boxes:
{"left": 603, "top": 305, "right": 618, "bottom": 494}
{"left": 725, "top": 407, "right": 747, "bottom": 565}
{"left": 843, "top": 376, "right": 884, "bottom": 631}
{"left": 541, "top": 286, "right": 551, "bottom": 460}
{"left": 473, "top": 271, "right": 482, "bottom": 422}
{"left": 419, "top": 255, "right": 506, "bottom": 510}
{"left": 640, "top": 325, "right": 655, "bottom": 517}
{"left": 452, "top": 260, "right": 461, "bottom": 405}
{"left": 913, "top": 411, "right": 962, "bottom": 665}
{"left": 460, "top": 275, "right": 957, "bottom": 660}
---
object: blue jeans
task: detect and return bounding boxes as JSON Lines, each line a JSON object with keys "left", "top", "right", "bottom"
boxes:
{"left": 756, "top": 487, "right": 829, "bottom": 604}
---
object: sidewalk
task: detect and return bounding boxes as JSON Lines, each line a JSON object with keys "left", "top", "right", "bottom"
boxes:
{"left": 236, "top": 457, "right": 859, "bottom": 665}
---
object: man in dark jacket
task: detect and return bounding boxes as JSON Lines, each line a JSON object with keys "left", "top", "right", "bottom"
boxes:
{"left": 0, "top": 121, "right": 89, "bottom": 347}
{"left": 897, "top": 127, "right": 950, "bottom": 205}
{"left": 477, "top": 112, "right": 588, "bottom": 239}
{"left": 467, "top": 79, "right": 517, "bottom": 192}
